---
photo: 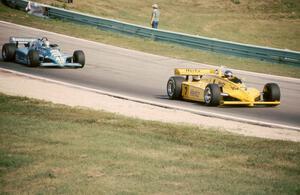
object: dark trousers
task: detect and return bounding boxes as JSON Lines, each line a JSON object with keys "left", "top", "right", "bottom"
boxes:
{"left": 152, "top": 21, "right": 159, "bottom": 29}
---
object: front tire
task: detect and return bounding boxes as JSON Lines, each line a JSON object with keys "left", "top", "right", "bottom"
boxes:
{"left": 73, "top": 50, "right": 85, "bottom": 68}
{"left": 204, "top": 84, "right": 221, "bottom": 106}
{"left": 2, "top": 43, "right": 16, "bottom": 62}
{"left": 263, "top": 83, "right": 280, "bottom": 102}
{"left": 27, "top": 50, "right": 40, "bottom": 67}
{"left": 167, "top": 76, "right": 185, "bottom": 100}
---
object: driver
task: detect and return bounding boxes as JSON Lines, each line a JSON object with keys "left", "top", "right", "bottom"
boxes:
{"left": 224, "top": 70, "right": 242, "bottom": 83}
{"left": 38, "top": 37, "right": 49, "bottom": 48}
{"left": 224, "top": 70, "right": 233, "bottom": 79}
{"left": 42, "top": 40, "right": 50, "bottom": 48}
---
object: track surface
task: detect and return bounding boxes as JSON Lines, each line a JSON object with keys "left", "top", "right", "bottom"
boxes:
{"left": 1, "top": 21, "right": 300, "bottom": 128}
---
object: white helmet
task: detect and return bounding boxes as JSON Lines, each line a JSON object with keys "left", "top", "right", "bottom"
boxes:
{"left": 43, "top": 40, "right": 50, "bottom": 48}
{"left": 224, "top": 70, "right": 233, "bottom": 78}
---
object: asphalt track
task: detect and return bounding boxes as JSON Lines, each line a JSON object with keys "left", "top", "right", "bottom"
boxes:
{"left": 1, "top": 21, "right": 300, "bottom": 129}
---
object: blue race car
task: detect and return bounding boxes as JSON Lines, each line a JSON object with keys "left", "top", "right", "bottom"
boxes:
{"left": 1, "top": 37, "right": 85, "bottom": 68}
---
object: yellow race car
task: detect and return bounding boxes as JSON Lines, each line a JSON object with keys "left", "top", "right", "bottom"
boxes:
{"left": 166, "top": 67, "right": 280, "bottom": 107}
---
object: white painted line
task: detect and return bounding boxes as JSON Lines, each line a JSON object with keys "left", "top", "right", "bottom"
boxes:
{"left": 1, "top": 20, "right": 300, "bottom": 83}
{"left": 1, "top": 67, "right": 299, "bottom": 132}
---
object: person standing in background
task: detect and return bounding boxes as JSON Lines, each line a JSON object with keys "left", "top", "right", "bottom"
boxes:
{"left": 150, "top": 4, "right": 160, "bottom": 29}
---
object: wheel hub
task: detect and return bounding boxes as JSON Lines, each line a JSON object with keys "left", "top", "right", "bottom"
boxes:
{"left": 2, "top": 49, "right": 6, "bottom": 59}
{"left": 167, "top": 80, "right": 175, "bottom": 96}
{"left": 204, "top": 88, "right": 212, "bottom": 103}
{"left": 27, "top": 55, "right": 31, "bottom": 65}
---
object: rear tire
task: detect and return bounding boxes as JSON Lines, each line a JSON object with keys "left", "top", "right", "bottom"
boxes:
{"left": 2, "top": 43, "right": 16, "bottom": 62}
{"left": 263, "top": 83, "right": 280, "bottom": 102}
{"left": 73, "top": 50, "right": 85, "bottom": 68}
{"left": 204, "top": 84, "right": 221, "bottom": 106}
{"left": 27, "top": 50, "right": 40, "bottom": 67}
{"left": 167, "top": 76, "right": 185, "bottom": 100}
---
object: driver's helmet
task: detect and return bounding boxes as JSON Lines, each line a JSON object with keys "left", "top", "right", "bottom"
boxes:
{"left": 224, "top": 70, "right": 233, "bottom": 79}
{"left": 43, "top": 40, "right": 50, "bottom": 48}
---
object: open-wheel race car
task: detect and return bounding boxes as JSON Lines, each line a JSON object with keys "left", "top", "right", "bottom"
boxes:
{"left": 167, "top": 67, "right": 281, "bottom": 107}
{"left": 2, "top": 37, "right": 85, "bottom": 68}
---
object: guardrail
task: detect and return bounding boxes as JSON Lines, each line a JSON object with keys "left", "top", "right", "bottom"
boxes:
{"left": 4, "top": 0, "right": 300, "bottom": 65}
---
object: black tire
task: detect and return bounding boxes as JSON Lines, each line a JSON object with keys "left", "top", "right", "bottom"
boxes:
{"left": 167, "top": 76, "right": 185, "bottom": 100}
{"left": 2, "top": 43, "right": 16, "bottom": 62}
{"left": 73, "top": 50, "right": 85, "bottom": 68}
{"left": 27, "top": 50, "right": 40, "bottom": 67}
{"left": 263, "top": 83, "right": 280, "bottom": 102}
{"left": 204, "top": 84, "right": 221, "bottom": 106}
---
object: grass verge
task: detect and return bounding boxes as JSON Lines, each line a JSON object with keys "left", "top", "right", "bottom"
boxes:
{"left": 1, "top": 3, "right": 300, "bottom": 78}
{"left": 35, "top": 0, "right": 300, "bottom": 51}
{"left": 0, "top": 93, "right": 300, "bottom": 194}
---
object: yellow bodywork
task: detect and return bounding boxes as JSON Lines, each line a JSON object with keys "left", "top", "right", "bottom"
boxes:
{"left": 174, "top": 68, "right": 280, "bottom": 106}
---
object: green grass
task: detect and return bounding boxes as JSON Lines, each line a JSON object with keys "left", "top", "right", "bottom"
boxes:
{"left": 35, "top": 0, "right": 300, "bottom": 51}
{"left": 0, "top": 94, "right": 300, "bottom": 194}
{"left": 1, "top": 2, "right": 300, "bottom": 78}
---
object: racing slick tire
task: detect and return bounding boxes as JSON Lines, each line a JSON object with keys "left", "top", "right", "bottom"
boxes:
{"left": 2, "top": 43, "right": 16, "bottom": 62}
{"left": 27, "top": 50, "right": 40, "bottom": 67}
{"left": 263, "top": 83, "right": 280, "bottom": 102}
{"left": 73, "top": 50, "right": 85, "bottom": 68}
{"left": 167, "top": 76, "right": 185, "bottom": 100}
{"left": 204, "top": 84, "right": 221, "bottom": 106}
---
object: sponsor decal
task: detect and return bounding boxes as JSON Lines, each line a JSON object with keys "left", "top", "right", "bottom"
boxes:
{"left": 231, "top": 86, "right": 239, "bottom": 90}
{"left": 183, "top": 86, "right": 188, "bottom": 96}
{"left": 190, "top": 88, "right": 200, "bottom": 97}
{"left": 50, "top": 50, "right": 64, "bottom": 64}
{"left": 10, "top": 37, "right": 37, "bottom": 43}
{"left": 185, "top": 69, "right": 202, "bottom": 74}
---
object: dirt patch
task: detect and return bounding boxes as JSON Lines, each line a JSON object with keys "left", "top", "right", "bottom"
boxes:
{"left": 0, "top": 70, "right": 299, "bottom": 142}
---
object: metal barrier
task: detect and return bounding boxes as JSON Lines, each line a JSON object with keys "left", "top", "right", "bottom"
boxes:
{"left": 5, "top": 0, "right": 300, "bottom": 65}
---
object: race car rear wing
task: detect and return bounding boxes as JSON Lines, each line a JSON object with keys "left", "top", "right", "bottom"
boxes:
{"left": 175, "top": 68, "right": 216, "bottom": 76}
{"left": 9, "top": 37, "right": 38, "bottom": 44}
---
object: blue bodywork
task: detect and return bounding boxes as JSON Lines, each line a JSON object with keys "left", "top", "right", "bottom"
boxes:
{"left": 11, "top": 37, "right": 82, "bottom": 67}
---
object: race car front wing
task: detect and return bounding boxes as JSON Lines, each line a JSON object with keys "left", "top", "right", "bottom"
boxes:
{"left": 221, "top": 101, "right": 280, "bottom": 107}
{"left": 40, "top": 62, "right": 83, "bottom": 67}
